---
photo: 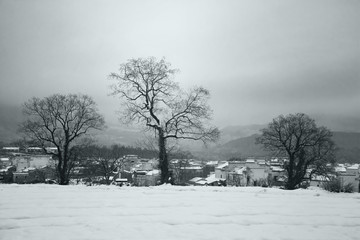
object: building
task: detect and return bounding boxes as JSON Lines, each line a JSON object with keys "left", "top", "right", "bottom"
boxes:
{"left": 215, "top": 162, "right": 228, "bottom": 180}
{"left": 243, "top": 158, "right": 270, "bottom": 186}
{"left": 2, "top": 147, "right": 20, "bottom": 152}
{"left": 11, "top": 155, "right": 55, "bottom": 171}
{"left": 337, "top": 164, "right": 360, "bottom": 192}
{"left": 133, "top": 169, "right": 160, "bottom": 186}
{"left": 227, "top": 167, "right": 247, "bottom": 186}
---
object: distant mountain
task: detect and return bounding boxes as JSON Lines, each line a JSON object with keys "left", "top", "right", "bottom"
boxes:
{"left": 219, "top": 124, "right": 265, "bottom": 143}
{"left": 0, "top": 103, "right": 144, "bottom": 146}
{"left": 332, "top": 132, "right": 360, "bottom": 163}
{"left": 206, "top": 131, "right": 360, "bottom": 163}
{"left": 95, "top": 125, "right": 144, "bottom": 146}
{"left": 0, "top": 104, "right": 23, "bottom": 143}
{"left": 218, "top": 134, "right": 268, "bottom": 158}
{"left": 1, "top": 102, "right": 359, "bottom": 163}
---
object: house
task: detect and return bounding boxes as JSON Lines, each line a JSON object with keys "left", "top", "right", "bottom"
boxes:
{"left": 227, "top": 167, "right": 247, "bottom": 186}
{"left": 203, "top": 161, "right": 217, "bottom": 177}
{"left": 133, "top": 169, "right": 160, "bottom": 186}
{"left": 244, "top": 158, "right": 270, "bottom": 186}
{"left": 188, "top": 177, "right": 207, "bottom": 186}
{"left": 10, "top": 154, "right": 56, "bottom": 184}
{"left": 170, "top": 159, "right": 205, "bottom": 185}
{"left": 11, "top": 155, "right": 55, "bottom": 171}
{"left": 214, "top": 159, "right": 270, "bottom": 186}
{"left": 0, "top": 157, "right": 11, "bottom": 167}
{"left": 12, "top": 167, "right": 49, "bottom": 184}
{"left": 45, "top": 147, "right": 58, "bottom": 154}
{"left": 0, "top": 166, "right": 16, "bottom": 183}
{"left": 337, "top": 164, "right": 360, "bottom": 192}
{"left": 26, "top": 147, "right": 43, "bottom": 153}
{"left": 114, "top": 178, "right": 128, "bottom": 186}
{"left": 205, "top": 174, "right": 226, "bottom": 186}
{"left": 215, "top": 162, "right": 228, "bottom": 179}
{"left": 309, "top": 175, "right": 330, "bottom": 187}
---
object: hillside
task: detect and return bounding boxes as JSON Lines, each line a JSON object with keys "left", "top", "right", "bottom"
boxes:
{"left": 210, "top": 132, "right": 360, "bottom": 163}
{"left": 0, "top": 104, "right": 23, "bottom": 143}
{"left": 1, "top": 103, "right": 359, "bottom": 163}
{"left": 215, "top": 134, "right": 269, "bottom": 159}
{"left": 332, "top": 132, "right": 360, "bottom": 163}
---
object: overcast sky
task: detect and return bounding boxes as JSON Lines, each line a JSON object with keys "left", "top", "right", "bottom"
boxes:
{"left": 0, "top": 0, "right": 359, "bottom": 131}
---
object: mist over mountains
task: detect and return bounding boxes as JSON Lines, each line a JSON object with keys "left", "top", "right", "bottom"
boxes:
{"left": 0, "top": 103, "right": 359, "bottom": 163}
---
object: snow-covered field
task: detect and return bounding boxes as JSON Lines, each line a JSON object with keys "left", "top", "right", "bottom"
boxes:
{"left": 1, "top": 185, "right": 359, "bottom": 240}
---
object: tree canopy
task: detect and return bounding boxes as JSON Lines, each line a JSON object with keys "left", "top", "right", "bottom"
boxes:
{"left": 20, "top": 93, "right": 105, "bottom": 185}
{"left": 110, "top": 57, "right": 219, "bottom": 183}
{"left": 257, "top": 113, "right": 336, "bottom": 190}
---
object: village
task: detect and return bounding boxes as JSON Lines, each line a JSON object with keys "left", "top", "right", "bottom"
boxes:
{"left": 1, "top": 146, "right": 359, "bottom": 192}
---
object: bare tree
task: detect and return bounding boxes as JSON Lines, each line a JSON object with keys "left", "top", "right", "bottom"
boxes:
{"left": 110, "top": 57, "right": 219, "bottom": 184}
{"left": 256, "top": 113, "right": 336, "bottom": 190}
{"left": 19, "top": 94, "right": 105, "bottom": 185}
{"left": 91, "top": 146, "right": 118, "bottom": 185}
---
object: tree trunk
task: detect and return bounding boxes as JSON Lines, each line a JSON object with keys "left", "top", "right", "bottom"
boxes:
{"left": 158, "top": 128, "right": 170, "bottom": 184}
{"left": 59, "top": 168, "right": 68, "bottom": 185}
{"left": 58, "top": 154, "right": 70, "bottom": 185}
{"left": 285, "top": 155, "right": 296, "bottom": 190}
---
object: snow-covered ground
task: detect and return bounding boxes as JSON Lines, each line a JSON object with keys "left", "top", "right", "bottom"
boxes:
{"left": 1, "top": 185, "right": 359, "bottom": 240}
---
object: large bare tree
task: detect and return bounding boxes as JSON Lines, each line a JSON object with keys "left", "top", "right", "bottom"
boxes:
{"left": 257, "top": 113, "right": 336, "bottom": 190}
{"left": 110, "top": 57, "right": 219, "bottom": 184}
{"left": 20, "top": 94, "right": 105, "bottom": 185}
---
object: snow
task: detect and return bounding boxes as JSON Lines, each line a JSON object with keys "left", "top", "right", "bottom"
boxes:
{"left": 347, "top": 164, "right": 359, "bottom": 170}
{"left": 216, "top": 162, "right": 229, "bottom": 169}
{"left": 0, "top": 185, "right": 360, "bottom": 240}
{"left": 146, "top": 169, "right": 160, "bottom": 176}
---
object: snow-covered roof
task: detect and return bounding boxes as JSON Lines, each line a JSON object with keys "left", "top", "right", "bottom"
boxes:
{"left": 2, "top": 147, "right": 20, "bottom": 150}
{"left": 270, "top": 166, "right": 284, "bottom": 171}
{"left": 234, "top": 167, "right": 246, "bottom": 174}
{"left": 347, "top": 164, "right": 359, "bottom": 170}
{"left": 146, "top": 169, "right": 160, "bottom": 176}
{"left": 257, "top": 160, "right": 266, "bottom": 165}
{"left": 206, "top": 161, "right": 218, "bottom": 166}
{"left": 22, "top": 167, "right": 36, "bottom": 172}
{"left": 206, "top": 174, "right": 225, "bottom": 182}
{"left": 216, "top": 162, "right": 228, "bottom": 169}
{"left": 27, "top": 147, "right": 42, "bottom": 150}
{"left": 246, "top": 158, "right": 255, "bottom": 163}
{"left": 115, "top": 178, "right": 128, "bottom": 182}
{"left": 181, "top": 166, "right": 202, "bottom": 170}
{"left": 189, "top": 177, "right": 203, "bottom": 183}
{"left": 311, "top": 175, "right": 329, "bottom": 182}
{"left": 0, "top": 158, "right": 10, "bottom": 161}
{"left": 0, "top": 166, "right": 14, "bottom": 172}
{"left": 196, "top": 180, "right": 207, "bottom": 185}
{"left": 335, "top": 166, "right": 347, "bottom": 173}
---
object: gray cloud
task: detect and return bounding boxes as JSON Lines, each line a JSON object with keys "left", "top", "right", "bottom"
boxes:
{"left": 0, "top": 0, "right": 359, "bottom": 132}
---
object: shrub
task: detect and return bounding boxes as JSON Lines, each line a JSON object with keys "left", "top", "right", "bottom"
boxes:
{"left": 299, "top": 181, "right": 310, "bottom": 189}
{"left": 258, "top": 178, "right": 269, "bottom": 188}
{"left": 322, "top": 178, "right": 341, "bottom": 192}
{"left": 343, "top": 183, "right": 354, "bottom": 193}
{"left": 322, "top": 178, "right": 354, "bottom": 193}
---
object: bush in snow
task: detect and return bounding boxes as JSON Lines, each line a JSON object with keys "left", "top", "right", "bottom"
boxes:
{"left": 322, "top": 178, "right": 342, "bottom": 192}
{"left": 322, "top": 178, "right": 354, "bottom": 193}
{"left": 343, "top": 183, "right": 354, "bottom": 193}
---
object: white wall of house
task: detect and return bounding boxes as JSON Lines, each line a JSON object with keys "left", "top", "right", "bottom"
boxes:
{"left": 215, "top": 168, "right": 227, "bottom": 179}
{"left": 12, "top": 155, "right": 54, "bottom": 171}
{"left": 339, "top": 167, "right": 359, "bottom": 192}
{"left": 251, "top": 167, "right": 269, "bottom": 181}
